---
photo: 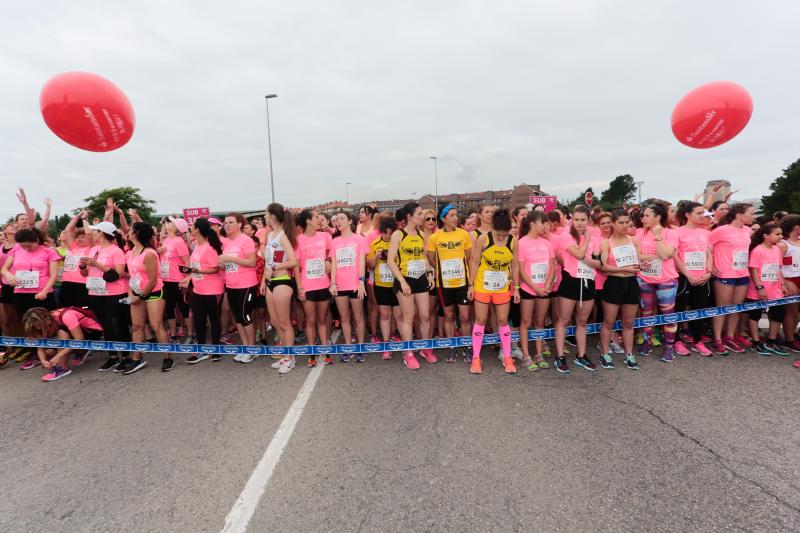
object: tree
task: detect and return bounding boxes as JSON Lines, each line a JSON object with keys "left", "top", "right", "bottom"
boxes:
{"left": 761, "top": 158, "right": 800, "bottom": 215}
{"left": 600, "top": 174, "right": 637, "bottom": 210}
{"left": 80, "top": 187, "right": 157, "bottom": 226}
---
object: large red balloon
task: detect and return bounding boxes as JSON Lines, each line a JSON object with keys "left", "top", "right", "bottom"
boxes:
{"left": 40, "top": 71, "right": 135, "bottom": 152}
{"left": 671, "top": 81, "right": 753, "bottom": 149}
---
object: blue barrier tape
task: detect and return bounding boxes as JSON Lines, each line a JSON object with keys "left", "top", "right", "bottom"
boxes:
{"left": 3, "top": 296, "right": 799, "bottom": 356}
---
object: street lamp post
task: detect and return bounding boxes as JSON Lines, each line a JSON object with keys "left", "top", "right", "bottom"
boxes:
{"left": 429, "top": 156, "right": 438, "bottom": 213}
{"left": 636, "top": 180, "right": 645, "bottom": 204}
{"left": 264, "top": 94, "right": 278, "bottom": 203}
{"left": 346, "top": 182, "right": 351, "bottom": 206}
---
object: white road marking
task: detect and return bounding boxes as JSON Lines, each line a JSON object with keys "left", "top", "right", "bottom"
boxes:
{"left": 221, "top": 363, "right": 325, "bottom": 532}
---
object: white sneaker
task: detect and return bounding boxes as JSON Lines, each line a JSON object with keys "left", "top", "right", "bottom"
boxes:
{"left": 511, "top": 344, "right": 523, "bottom": 360}
{"left": 609, "top": 340, "right": 625, "bottom": 354}
{"left": 271, "top": 357, "right": 289, "bottom": 369}
{"left": 240, "top": 354, "right": 260, "bottom": 364}
{"left": 278, "top": 358, "right": 296, "bottom": 374}
{"left": 233, "top": 354, "right": 244, "bottom": 363}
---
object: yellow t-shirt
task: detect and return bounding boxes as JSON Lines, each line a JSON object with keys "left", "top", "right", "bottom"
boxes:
{"left": 368, "top": 237, "right": 394, "bottom": 288}
{"left": 474, "top": 232, "right": 514, "bottom": 294}
{"left": 397, "top": 229, "right": 427, "bottom": 278}
{"left": 428, "top": 228, "right": 472, "bottom": 289}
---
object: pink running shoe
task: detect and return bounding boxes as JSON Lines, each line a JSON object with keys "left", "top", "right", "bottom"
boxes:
{"left": 733, "top": 334, "right": 753, "bottom": 348}
{"left": 673, "top": 341, "right": 690, "bottom": 356}
{"left": 20, "top": 358, "right": 41, "bottom": 371}
{"left": 692, "top": 342, "right": 713, "bottom": 357}
{"left": 419, "top": 349, "right": 437, "bottom": 364}
{"left": 722, "top": 336, "right": 745, "bottom": 353}
{"left": 794, "top": 360, "right": 800, "bottom": 369}
{"left": 403, "top": 351, "right": 420, "bottom": 370}
{"left": 41, "top": 366, "right": 71, "bottom": 382}
{"left": 381, "top": 351, "right": 392, "bottom": 360}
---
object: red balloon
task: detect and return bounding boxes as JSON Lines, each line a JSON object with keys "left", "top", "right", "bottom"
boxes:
{"left": 40, "top": 71, "right": 135, "bottom": 152}
{"left": 671, "top": 81, "right": 753, "bottom": 149}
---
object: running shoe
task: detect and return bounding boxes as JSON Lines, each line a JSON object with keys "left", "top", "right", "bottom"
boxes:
{"left": 122, "top": 359, "right": 147, "bottom": 375}
{"left": 511, "top": 344, "right": 524, "bottom": 360}
{"left": 340, "top": 353, "right": 352, "bottom": 363}
{"left": 98, "top": 356, "right": 120, "bottom": 372}
{"left": 609, "top": 340, "right": 625, "bottom": 354}
{"left": 710, "top": 340, "right": 728, "bottom": 356}
{"left": 765, "top": 341, "right": 789, "bottom": 356}
{"left": 355, "top": 353, "right": 366, "bottom": 363}
{"left": 295, "top": 332, "right": 307, "bottom": 344}
{"left": 278, "top": 358, "right": 296, "bottom": 374}
{"left": 70, "top": 351, "right": 89, "bottom": 367}
{"left": 722, "top": 336, "right": 745, "bottom": 354}
{"left": 635, "top": 332, "right": 644, "bottom": 345}
{"left": 752, "top": 342, "right": 772, "bottom": 356}
{"left": 41, "top": 366, "right": 71, "bottom": 382}
{"left": 369, "top": 334, "right": 380, "bottom": 344}
{"left": 678, "top": 331, "right": 693, "bottom": 344}
{"left": 734, "top": 334, "right": 753, "bottom": 348}
{"left": 19, "top": 358, "right": 40, "bottom": 371}
{"left": 324, "top": 355, "right": 334, "bottom": 365}
{"left": 565, "top": 337, "right": 577, "bottom": 347}
{"left": 651, "top": 335, "right": 662, "bottom": 347}
{"left": 625, "top": 354, "right": 640, "bottom": 370}
{"left": 211, "top": 354, "right": 222, "bottom": 362}
{"left": 639, "top": 341, "right": 653, "bottom": 356}
{"left": 307, "top": 357, "right": 317, "bottom": 368}
{"left": 794, "top": 360, "right": 800, "bottom": 368}
{"left": 673, "top": 341, "right": 690, "bottom": 356}
{"left": 420, "top": 349, "right": 437, "bottom": 363}
{"left": 462, "top": 348, "right": 472, "bottom": 363}
{"left": 503, "top": 357, "right": 517, "bottom": 374}
{"left": 445, "top": 350, "right": 457, "bottom": 363}
{"left": 691, "top": 342, "right": 712, "bottom": 357}
{"left": 161, "top": 357, "right": 174, "bottom": 372}
{"left": 239, "top": 354, "right": 260, "bottom": 364}
{"left": 272, "top": 358, "right": 290, "bottom": 369}
{"left": 233, "top": 354, "right": 244, "bottom": 363}
{"left": 403, "top": 351, "right": 420, "bottom": 370}
{"left": 660, "top": 347, "right": 675, "bottom": 363}
{"left": 381, "top": 351, "right": 392, "bottom": 361}
{"left": 524, "top": 357, "right": 539, "bottom": 371}
{"left": 573, "top": 356, "right": 597, "bottom": 371}
{"left": 470, "top": 358, "right": 482, "bottom": 374}
{"left": 784, "top": 340, "right": 800, "bottom": 353}
{"left": 554, "top": 356, "right": 570, "bottom": 374}
{"left": 114, "top": 358, "right": 134, "bottom": 373}
{"left": 599, "top": 353, "right": 614, "bottom": 370}
{"left": 186, "top": 353, "right": 209, "bottom": 365}
{"left": 701, "top": 334, "right": 713, "bottom": 343}
{"left": 541, "top": 343, "right": 551, "bottom": 356}
{"left": 534, "top": 356, "right": 550, "bottom": 369}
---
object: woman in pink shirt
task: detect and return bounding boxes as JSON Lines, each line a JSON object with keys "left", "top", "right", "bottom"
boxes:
{"left": 708, "top": 203, "right": 755, "bottom": 354}
{"left": 159, "top": 217, "right": 191, "bottom": 342}
{"left": 330, "top": 211, "right": 368, "bottom": 362}
{"left": 59, "top": 211, "right": 94, "bottom": 308}
{"left": 1, "top": 228, "right": 60, "bottom": 316}
{"left": 125, "top": 222, "right": 171, "bottom": 374}
{"left": 635, "top": 203, "right": 681, "bottom": 361}
{"left": 674, "top": 201, "right": 714, "bottom": 356}
{"left": 294, "top": 209, "right": 333, "bottom": 367}
{"left": 180, "top": 217, "right": 225, "bottom": 364}
{"left": 746, "top": 223, "right": 789, "bottom": 355}
{"left": 219, "top": 213, "right": 259, "bottom": 356}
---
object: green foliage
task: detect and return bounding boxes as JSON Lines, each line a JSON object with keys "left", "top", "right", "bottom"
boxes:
{"left": 80, "top": 187, "right": 156, "bottom": 225}
{"left": 599, "top": 174, "right": 637, "bottom": 210}
{"left": 761, "top": 159, "right": 800, "bottom": 215}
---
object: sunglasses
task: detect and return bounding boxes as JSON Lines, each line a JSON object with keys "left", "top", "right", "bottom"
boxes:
{"left": 425, "top": 217, "right": 436, "bottom": 222}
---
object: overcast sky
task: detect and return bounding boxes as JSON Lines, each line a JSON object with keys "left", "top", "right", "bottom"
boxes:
{"left": 1, "top": 0, "right": 798, "bottom": 219}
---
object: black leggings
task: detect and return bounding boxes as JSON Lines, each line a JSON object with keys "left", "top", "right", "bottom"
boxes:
{"left": 675, "top": 275, "right": 710, "bottom": 344}
{"left": 88, "top": 294, "right": 131, "bottom": 356}
{"left": 191, "top": 292, "right": 222, "bottom": 344}
{"left": 58, "top": 281, "right": 89, "bottom": 308}
{"left": 226, "top": 286, "right": 257, "bottom": 326}
{"left": 163, "top": 281, "right": 190, "bottom": 321}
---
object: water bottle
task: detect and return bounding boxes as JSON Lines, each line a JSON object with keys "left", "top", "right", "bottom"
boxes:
{"left": 119, "top": 296, "right": 132, "bottom": 304}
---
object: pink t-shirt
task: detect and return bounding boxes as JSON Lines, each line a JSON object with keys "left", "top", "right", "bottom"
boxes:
{"left": 222, "top": 234, "right": 258, "bottom": 289}
{"left": 517, "top": 236, "right": 554, "bottom": 295}
{"left": 636, "top": 228, "right": 679, "bottom": 284}
{"left": 557, "top": 231, "right": 600, "bottom": 280}
{"left": 544, "top": 233, "right": 562, "bottom": 291}
{"left": 363, "top": 229, "right": 380, "bottom": 247}
{"left": 295, "top": 232, "right": 332, "bottom": 292}
{"left": 331, "top": 233, "right": 367, "bottom": 291}
{"left": 676, "top": 226, "right": 711, "bottom": 275}
{"left": 709, "top": 224, "right": 752, "bottom": 279}
{"left": 127, "top": 248, "right": 164, "bottom": 295}
{"left": 57, "top": 309, "right": 102, "bottom": 332}
{"left": 746, "top": 244, "right": 783, "bottom": 300}
{"left": 160, "top": 236, "right": 190, "bottom": 283}
{"left": 85, "top": 244, "right": 128, "bottom": 296}
{"left": 7, "top": 245, "right": 60, "bottom": 294}
{"left": 190, "top": 242, "right": 225, "bottom": 295}
{"left": 61, "top": 243, "right": 91, "bottom": 284}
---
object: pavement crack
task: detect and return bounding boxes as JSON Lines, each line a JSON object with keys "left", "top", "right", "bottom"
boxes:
{"left": 599, "top": 390, "right": 800, "bottom": 515}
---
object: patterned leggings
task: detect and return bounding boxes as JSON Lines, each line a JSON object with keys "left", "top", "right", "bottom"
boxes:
{"left": 637, "top": 278, "right": 678, "bottom": 345}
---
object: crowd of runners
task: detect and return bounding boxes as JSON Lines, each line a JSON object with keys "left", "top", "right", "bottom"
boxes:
{"left": 2, "top": 186, "right": 800, "bottom": 382}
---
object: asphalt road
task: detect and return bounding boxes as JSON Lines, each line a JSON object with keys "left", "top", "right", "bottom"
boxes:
{"left": 2, "top": 345, "right": 799, "bottom": 532}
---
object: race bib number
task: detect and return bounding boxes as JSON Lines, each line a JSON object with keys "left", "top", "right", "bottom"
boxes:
{"left": 64, "top": 255, "right": 80, "bottom": 272}
{"left": 684, "top": 251, "right": 706, "bottom": 271}
{"left": 16, "top": 270, "right": 40, "bottom": 289}
{"left": 406, "top": 259, "right": 426, "bottom": 279}
{"left": 733, "top": 250, "right": 748, "bottom": 270}
{"left": 160, "top": 261, "right": 169, "bottom": 279}
{"left": 306, "top": 258, "right": 325, "bottom": 280}
{"left": 576, "top": 260, "right": 595, "bottom": 280}
{"left": 530, "top": 262, "right": 548, "bottom": 284}
{"left": 612, "top": 244, "right": 637, "bottom": 267}
{"left": 440, "top": 258, "right": 465, "bottom": 284}
{"left": 377, "top": 263, "right": 394, "bottom": 284}
{"left": 190, "top": 260, "right": 203, "bottom": 280}
{"left": 224, "top": 262, "right": 239, "bottom": 273}
{"left": 129, "top": 275, "right": 142, "bottom": 294}
{"left": 336, "top": 246, "right": 356, "bottom": 269}
{"left": 86, "top": 276, "right": 107, "bottom": 295}
{"left": 761, "top": 263, "right": 779, "bottom": 282}
{"left": 641, "top": 258, "right": 663, "bottom": 278}
{"left": 483, "top": 270, "right": 508, "bottom": 291}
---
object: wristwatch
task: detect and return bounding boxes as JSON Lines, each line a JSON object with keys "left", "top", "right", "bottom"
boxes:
{"left": 756, "top": 284, "right": 764, "bottom": 290}
{"left": 358, "top": 275, "right": 366, "bottom": 282}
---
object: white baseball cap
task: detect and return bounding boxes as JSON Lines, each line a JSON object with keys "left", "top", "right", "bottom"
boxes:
{"left": 88, "top": 221, "right": 118, "bottom": 235}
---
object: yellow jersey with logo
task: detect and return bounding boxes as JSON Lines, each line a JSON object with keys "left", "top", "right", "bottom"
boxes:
{"left": 428, "top": 228, "right": 471, "bottom": 289}
{"left": 368, "top": 237, "right": 394, "bottom": 288}
{"left": 474, "top": 232, "right": 514, "bottom": 294}
{"left": 397, "top": 229, "right": 427, "bottom": 278}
